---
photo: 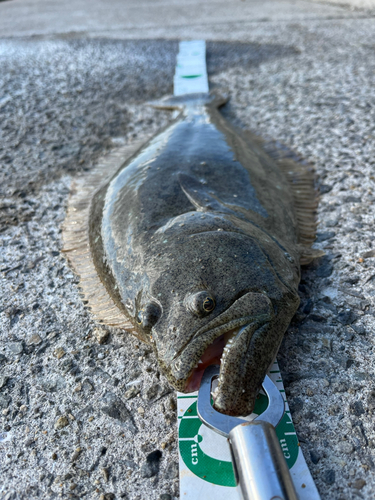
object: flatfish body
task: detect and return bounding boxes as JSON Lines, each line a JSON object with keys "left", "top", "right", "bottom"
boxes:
{"left": 63, "top": 93, "right": 319, "bottom": 416}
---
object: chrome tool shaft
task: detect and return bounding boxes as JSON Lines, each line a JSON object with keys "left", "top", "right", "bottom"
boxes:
{"left": 197, "top": 365, "right": 298, "bottom": 500}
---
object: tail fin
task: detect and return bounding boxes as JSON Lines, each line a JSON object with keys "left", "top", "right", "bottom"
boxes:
{"left": 149, "top": 91, "right": 228, "bottom": 111}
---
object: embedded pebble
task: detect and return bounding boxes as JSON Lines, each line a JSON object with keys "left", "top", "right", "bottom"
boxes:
{"left": 352, "top": 479, "right": 366, "bottom": 490}
{"left": 71, "top": 447, "right": 82, "bottom": 462}
{"left": 145, "top": 384, "right": 160, "bottom": 400}
{"left": 0, "top": 376, "right": 8, "bottom": 389}
{"left": 164, "top": 461, "right": 179, "bottom": 480}
{"left": 101, "top": 397, "right": 136, "bottom": 431}
{"left": 124, "top": 386, "right": 141, "bottom": 399}
{"left": 349, "top": 401, "right": 365, "bottom": 416}
{"left": 323, "top": 470, "right": 336, "bottom": 485}
{"left": 53, "top": 347, "right": 66, "bottom": 359}
{"left": 338, "top": 441, "right": 354, "bottom": 454}
{"left": 0, "top": 395, "right": 11, "bottom": 409}
{"left": 94, "top": 328, "right": 110, "bottom": 344}
{"left": 361, "top": 250, "right": 375, "bottom": 259}
{"left": 101, "top": 467, "right": 110, "bottom": 482}
{"left": 27, "top": 334, "right": 42, "bottom": 345}
{"left": 309, "top": 450, "right": 321, "bottom": 465}
{"left": 100, "top": 494, "right": 115, "bottom": 500}
{"left": 8, "top": 342, "right": 23, "bottom": 355}
{"left": 54, "top": 416, "right": 69, "bottom": 430}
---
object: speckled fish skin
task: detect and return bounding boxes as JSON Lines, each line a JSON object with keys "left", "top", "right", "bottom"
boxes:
{"left": 90, "top": 93, "right": 301, "bottom": 416}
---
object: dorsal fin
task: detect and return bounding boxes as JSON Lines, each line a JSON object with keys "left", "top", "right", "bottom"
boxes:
{"left": 62, "top": 137, "right": 152, "bottom": 335}
{"left": 243, "top": 132, "right": 324, "bottom": 265}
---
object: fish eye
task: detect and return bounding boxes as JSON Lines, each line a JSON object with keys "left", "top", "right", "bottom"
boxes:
{"left": 203, "top": 297, "right": 215, "bottom": 312}
{"left": 136, "top": 302, "right": 161, "bottom": 330}
{"left": 136, "top": 311, "right": 143, "bottom": 324}
{"left": 185, "top": 291, "right": 216, "bottom": 317}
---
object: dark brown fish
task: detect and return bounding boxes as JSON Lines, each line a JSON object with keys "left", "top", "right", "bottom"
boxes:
{"left": 63, "top": 93, "right": 320, "bottom": 416}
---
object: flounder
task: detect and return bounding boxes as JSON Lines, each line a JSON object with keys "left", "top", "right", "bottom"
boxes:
{"left": 63, "top": 93, "right": 321, "bottom": 416}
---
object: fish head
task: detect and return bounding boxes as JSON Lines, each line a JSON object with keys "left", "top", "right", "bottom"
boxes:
{"left": 137, "top": 225, "right": 300, "bottom": 416}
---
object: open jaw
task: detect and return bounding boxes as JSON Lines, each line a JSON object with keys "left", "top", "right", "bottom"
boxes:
{"left": 184, "top": 325, "right": 247, "bottom": 392}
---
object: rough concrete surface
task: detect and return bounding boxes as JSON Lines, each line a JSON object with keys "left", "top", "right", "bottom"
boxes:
{"left": 0, "top": 0, "right": 368, "bottom": 39}
{"left": 1, "top": 2, "right": 375, "bottom": 500}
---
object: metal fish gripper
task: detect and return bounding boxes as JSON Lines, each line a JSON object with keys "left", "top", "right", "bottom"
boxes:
{"left": 197, "top": 365, "right": 298, "bottom": 500}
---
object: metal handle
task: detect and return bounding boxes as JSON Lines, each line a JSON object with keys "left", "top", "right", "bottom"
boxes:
{"left": 229, "top": 421, "right": 298, "bottom": 500}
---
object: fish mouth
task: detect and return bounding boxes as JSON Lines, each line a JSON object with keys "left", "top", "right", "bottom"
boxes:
{"left": 167, "top": 291, "right": 274, "bottom": 415}
{"left": 184, "top": 321, "right": 254, "bottom": 392}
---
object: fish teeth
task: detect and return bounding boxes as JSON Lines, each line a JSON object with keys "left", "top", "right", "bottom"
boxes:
{"left": 198, "top": 359, "right": 203, "bottom": 364}
{"left": 221, "top": 342, "right": 232, "bottom": 362}
{"left": 212, "top": 386, "right": 219, "bottom": 399}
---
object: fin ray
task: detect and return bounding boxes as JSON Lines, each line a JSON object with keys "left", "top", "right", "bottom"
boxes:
{"left": 243, "top": 131, "right": 322, "bottom": 265}
{"left": 62, "top": 137, "right": 151, "bottom": 330}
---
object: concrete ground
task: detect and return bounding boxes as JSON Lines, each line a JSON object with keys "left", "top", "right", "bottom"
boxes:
{"left": 1, "top": 1, "right": 375, "bottom": 500}
{"left": 0, "top": 0, "right": 373, "bottom": 39}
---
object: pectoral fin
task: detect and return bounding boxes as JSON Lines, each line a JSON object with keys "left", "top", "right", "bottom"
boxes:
{"left": 178, "top": 173, "right": 224, "bottom": 212}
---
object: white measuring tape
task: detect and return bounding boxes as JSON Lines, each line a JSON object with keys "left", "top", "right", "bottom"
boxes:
{"left": 174, "top": 40, "right": 209, "bottom": 96}
{"left": 175, "top": 39, "right": 321, "bottom": 500}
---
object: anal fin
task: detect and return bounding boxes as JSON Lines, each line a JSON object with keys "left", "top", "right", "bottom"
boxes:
{"left": 244, "top": 132, "right": 323, "bottom": 266}
{"left": 276, "top": 157, "right": 321, "bottom": 265}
